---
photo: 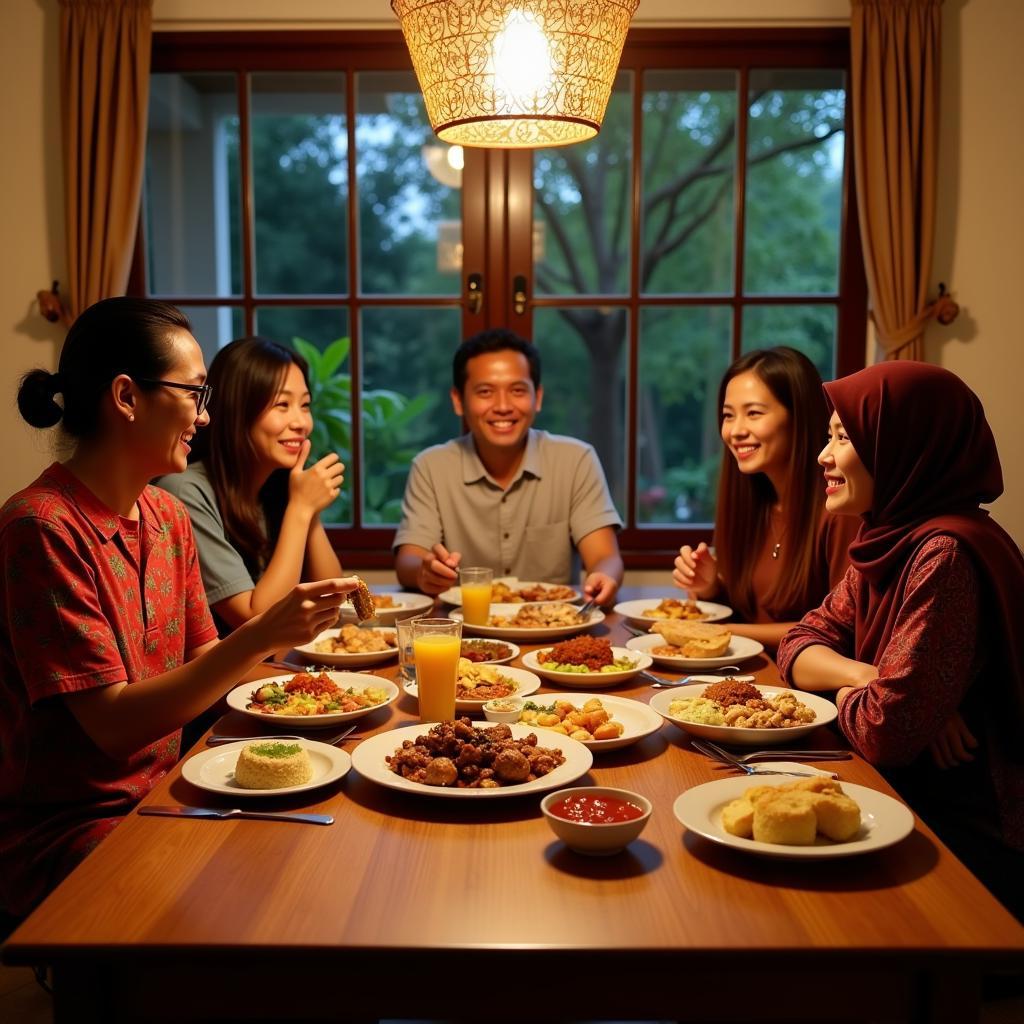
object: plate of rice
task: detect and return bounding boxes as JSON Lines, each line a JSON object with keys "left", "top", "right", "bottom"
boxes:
{"left": 649, "top": 678, "right": 837, "bottom": 746}
{"left": 521, "top": 637, "right": 651, "bottom": 688}
{"left": 226, "top": 671, "right": 400, "bottom": 726}
{"left": 181, "top": 738, "right": 351, "bottom": 797}
{"left": 293, "top": 625, "right": 398, "bottom": 668}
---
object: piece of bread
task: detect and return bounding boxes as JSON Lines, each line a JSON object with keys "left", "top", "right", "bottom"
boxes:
{"left": 350, "top": 576, "right": 375, "bottom": 621}
{"left": 651, "top": 619, "right": 731, "bottom": 657}
{"left": 721, "top": 798, "right": 755, "bottom": 838}
{"left": 809, "top": 793, "right": 862, "bottom": 842}
{"left": 751, "top": 792, "right": 818, "bottom": 845}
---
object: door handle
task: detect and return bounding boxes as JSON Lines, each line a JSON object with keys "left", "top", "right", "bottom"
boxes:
{"left": 512, "top": 274, "right": 527, "bottom": 316}
{"left": 467, "top": 272, "right": 483, "bottom": 315}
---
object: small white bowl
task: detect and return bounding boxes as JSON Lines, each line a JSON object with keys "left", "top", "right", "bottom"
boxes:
{"left": 540, "top": 786, "right": 652, "bottom": 856}
{"left": 482, "top": 696, "right": 526, "bottom": 723}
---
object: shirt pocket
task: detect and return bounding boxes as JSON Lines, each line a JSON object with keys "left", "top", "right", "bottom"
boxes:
{"left": 522, "top": 519, "right": 571, "bottom": 583}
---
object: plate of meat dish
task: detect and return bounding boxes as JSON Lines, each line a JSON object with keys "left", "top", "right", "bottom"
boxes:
{"left": 521, "top": 636, "right": 651, "bottom": 688}
{"left": 459, "top": 638, "right": 520, "bottom": 665}
{"left": 649, "top": 677, "right": 837, "bottom": 746}
{"left": 339, "top": 591, "right": 434, "bottom": 625}
{"left": 451, "top": 601, "right": 603, "bottom": 641}
{"left": 613, "top": 596, "right": 732, "bottom": 627}
{"left": 350, "top": 719, "right": 593, "bottom": 798}
{"left": 403, "top": 663, "right": 541, "bottom": 712}
{"left": 437, "top": 578, "right": 580, "bottom": 606}
{"left": 673, "top": 776, "right": 914, "bottom": 859}
{"left": 293, "top": 625, "right": 398, "bottom": 668}
{"left": 225, "top": 671, "right": 400, "bottom": 727}
{"left": 515, "top": 693, "right": 663, "bottom": 752}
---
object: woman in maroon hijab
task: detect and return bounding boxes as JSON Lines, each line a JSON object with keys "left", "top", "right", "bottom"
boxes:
{"left": 777, "top": 361, "right": 1024, "bottom": 920}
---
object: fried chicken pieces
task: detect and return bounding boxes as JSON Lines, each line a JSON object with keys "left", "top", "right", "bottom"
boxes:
{"left": 721, "top": 777, "right": 862, "bottom": 846}
{"left": 386, "top": 718, "right": 565, "bottom": 788}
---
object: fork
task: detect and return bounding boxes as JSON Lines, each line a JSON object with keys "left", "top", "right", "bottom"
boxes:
{"left": 206, "top": 724, "right": 358, "bottom": 746}
{"left": 691, "top": 738, "right": 845, "bottom": 772}
{"left": 642, "top": 668, "right": 741, "bottom": 687}
{"left": 576, "top": 596, "right": 598, "bottom": 621}
{"left": 692, "top": 738, "right": 852, "bottom": 764}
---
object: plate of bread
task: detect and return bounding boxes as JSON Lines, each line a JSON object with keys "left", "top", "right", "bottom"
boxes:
{"left": 625, "top": 621, "right": 764, "bottom": 668}
{"left": 673, "top": 776, "right": 914, "bottom": 859}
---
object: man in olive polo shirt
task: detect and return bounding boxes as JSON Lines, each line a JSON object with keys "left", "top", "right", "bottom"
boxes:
{"left": 394, "top": 329, "right": 623, "bottom": 604}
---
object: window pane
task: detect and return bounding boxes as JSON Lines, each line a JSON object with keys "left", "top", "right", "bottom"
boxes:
{"left": 637, "top": 307, "right": 732, "bottom": 525}
{"left": 255, "top": 307, "right": 352, "bottom": 525}
{"left": 741, "top": 304, "right": 838, "bottom": 380}
{"left": 744, "top": 70, "right": 846, "bottom": 295}
{"left": 532, "top": 308, "right": 627, "bottom": 517}
{"left": 146, "top": 73, "right": 241, "bottom": 297}
{"left": 251, "top": 73, "right": 348, "bottom": 296}
{"left": 533, "top": 73, "right": 632, "bottom": 297}
{"left": 179, "top": 306, "right": 245, "bottom": 365}
{"left": 641, "top": 70, "right": 738, "bottom": 296}
{"left": 356, "top": 73, "right": 461, "bottom": 297}
{"left": 361, "top": 307, "right": 460, "bottom": 524}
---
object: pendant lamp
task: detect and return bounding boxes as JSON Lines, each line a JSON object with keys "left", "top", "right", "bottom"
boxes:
{"left": 392, "top": 0, "right": 639, "bottom": 149}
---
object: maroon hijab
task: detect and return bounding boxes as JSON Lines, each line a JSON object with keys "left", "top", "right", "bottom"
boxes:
{"left": 823, "top": 362, "right": 1024, "bottom": 754}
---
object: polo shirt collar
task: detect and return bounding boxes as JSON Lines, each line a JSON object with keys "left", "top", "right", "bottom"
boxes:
{"left": 459, "top": 429, "right": 542, "bottom": 486}
{"left": 46, "top": 462, "right": 161, "bottom": 542}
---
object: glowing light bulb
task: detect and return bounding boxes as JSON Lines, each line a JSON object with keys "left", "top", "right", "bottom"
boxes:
{"left": 447, "top": 145, "right": 464, "bottom": 171}
{"left": 490, "top": 11, "right": 554, "bottom": 101}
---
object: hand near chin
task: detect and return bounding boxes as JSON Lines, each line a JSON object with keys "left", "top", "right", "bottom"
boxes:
{"left": 418, "top": 543, "right": 461, "bottom": 596}
{"left": 672, "top": 542, "right": 718, "bottom": 598}
{"left": 289, "top": 439, "right": 345, "bottom": 514}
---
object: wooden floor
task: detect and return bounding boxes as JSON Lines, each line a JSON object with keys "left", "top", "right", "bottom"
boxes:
{"left": 1, "top": 962, "right": 1021, "bottom": 1024}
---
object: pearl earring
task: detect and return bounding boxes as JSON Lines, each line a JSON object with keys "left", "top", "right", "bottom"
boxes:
{"left": 129, "top": 414, "right": 135, "bottom": 423}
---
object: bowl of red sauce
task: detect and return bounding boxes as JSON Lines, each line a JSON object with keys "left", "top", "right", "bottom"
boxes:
{"left": 540, "top": 786, "right": 652, "bottom": 856}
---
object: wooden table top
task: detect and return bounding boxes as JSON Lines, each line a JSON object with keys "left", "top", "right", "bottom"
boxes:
{"left": 5, "top": 590, "right": 1023, "bottom": 1018}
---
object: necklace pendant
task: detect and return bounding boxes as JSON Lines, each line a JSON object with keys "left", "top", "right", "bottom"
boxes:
{"left": 771, "top": 542, "right": 781, "bottom": 560}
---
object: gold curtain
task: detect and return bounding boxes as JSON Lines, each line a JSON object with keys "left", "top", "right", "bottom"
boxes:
{"left": 60, "top": 0, "right": 153, "bottom": 318}
{"left": 850, "top": 0, "right": 942, "bottom": 360}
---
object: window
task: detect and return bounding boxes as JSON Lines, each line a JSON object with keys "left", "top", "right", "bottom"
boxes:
{"left": 136, "top": 29, "right": 865, "bottom": 566}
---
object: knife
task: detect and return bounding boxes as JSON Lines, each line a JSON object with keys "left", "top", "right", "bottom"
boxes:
{"left": 139, "top": 805, "right": 333, "bottom": 825}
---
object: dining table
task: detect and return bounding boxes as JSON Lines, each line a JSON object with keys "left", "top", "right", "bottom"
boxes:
{"left": 3, "top": 586, "right": 1022, "bottom": 1024}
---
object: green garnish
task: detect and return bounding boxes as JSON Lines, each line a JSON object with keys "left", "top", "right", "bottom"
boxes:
{"left": 249, "top": 742, "right": 302, "bottom": 758}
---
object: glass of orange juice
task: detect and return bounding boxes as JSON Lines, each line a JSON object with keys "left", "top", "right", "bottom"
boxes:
{"left": 459, "top": 567, "right": 493, "bottom": 625}
{"left": 412, "top": 617, "right": 463, "bottom": 722}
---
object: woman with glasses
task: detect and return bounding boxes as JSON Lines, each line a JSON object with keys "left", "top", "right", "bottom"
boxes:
{"left": 157, "top": 336, "right": 344, "bottom": 635}
{"left": 1, "top": 298, "right": 353, "bottom": 916}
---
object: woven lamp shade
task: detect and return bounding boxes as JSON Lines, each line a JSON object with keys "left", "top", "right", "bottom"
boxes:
{"left": 391, "top": 0, "right": 639, "bottom": 149}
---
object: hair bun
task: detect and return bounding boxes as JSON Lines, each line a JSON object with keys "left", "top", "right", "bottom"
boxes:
{"left": 17, "top": 369, "right": 65, "bottom": 428}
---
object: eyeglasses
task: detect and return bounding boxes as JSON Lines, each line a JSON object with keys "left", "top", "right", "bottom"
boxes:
{"left": 137, "top": 379, "right": 212, "bottom": 416}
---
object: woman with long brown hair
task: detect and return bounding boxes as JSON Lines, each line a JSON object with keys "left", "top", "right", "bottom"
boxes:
{"left": 672, "top": 347, "right": 857, "bottom": 650}
{"left": 158, "top": 337, "right": 344, "bottom": 633}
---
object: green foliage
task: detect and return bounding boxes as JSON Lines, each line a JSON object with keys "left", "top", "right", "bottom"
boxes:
{"left": 291, "top": 335, "right": 435, "bottom": 524}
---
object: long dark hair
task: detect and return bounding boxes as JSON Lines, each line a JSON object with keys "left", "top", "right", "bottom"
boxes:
{"left": 189, "top": 336, "right": 310, "bottom": 572}
{"left": 18, "top": 297, "right": 191, "bottom": 439}
{"left": 714, "top": 347, "right": 828, "bottom": 621}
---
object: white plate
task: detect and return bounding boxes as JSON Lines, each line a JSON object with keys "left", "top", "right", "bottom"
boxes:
{"left": 613, "top": 597, "right": 732, "bottom": 627}
{"left": 339, "top": 591, "right": 434, "bottom": 625}
{"left": 293, "top": 626, "right": 398, "bottom": 668}
{"left": 351, "top": 722, "right": 593, "bottom": 798}
{"left": 225, "top": 672, "right": 400, "bottom": 727}
{"left": 459, "top": 639, "right": 521, "bottom": 665}
{"left": 518, "top": 692, "right": 664, "bottom": 752}
{"left": 438, "top": 578, "right": 581, "bottom": 606}
{"left": 451, "top": 602, "right": 604, "bottom": 641}
{"left": 625, "top": 632, "right": 765, "bottom": 669}
{"left": 649, "top": 682, "right": 838, "bottom": 746}
{"left": 181, "top": 739, "right": 352, "bottom": 798}
{"left": 673, "top": 777, "right": 914, "bottom": 859}
{"left": 521, "top": 646, "right": 652, "bottom": 688}
{"left": 403, "top": 664, "right": 541, "bottom": 711}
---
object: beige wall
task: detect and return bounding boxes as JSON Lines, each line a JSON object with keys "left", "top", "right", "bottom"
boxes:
{"left": 3, "top": 0, "right": 1021, "bottom": 547}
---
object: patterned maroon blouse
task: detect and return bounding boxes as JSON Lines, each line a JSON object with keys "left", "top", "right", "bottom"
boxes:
{"left": 0, "top": 463, "right": 217, "bottom": 915}
{"left": 778, "top": 534, "right": 1023, "bottom": 850}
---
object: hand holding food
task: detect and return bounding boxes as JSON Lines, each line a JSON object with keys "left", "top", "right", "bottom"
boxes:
{"left": 672, "top": 542, "right": 719, "bottom": 598}
{"left": 289, "top": 440, "right": 345, "bottom": 513}
{"left": 253, "top": 577, "right": 358, "bottom": 651}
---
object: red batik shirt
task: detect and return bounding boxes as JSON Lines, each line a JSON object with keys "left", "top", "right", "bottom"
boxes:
{"left": 0, "top": 463, "right": 217, "bottom": 915}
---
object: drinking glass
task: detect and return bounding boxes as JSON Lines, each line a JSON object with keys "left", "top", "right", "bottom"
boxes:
{"left": 395, "top": 615, "right": 419, "bottom": 684}
{"left": 459, "top": 566, "right": 493, "bottom": 625}
{"left": 411, "top": 617, "right": 462, "bottom": 722}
